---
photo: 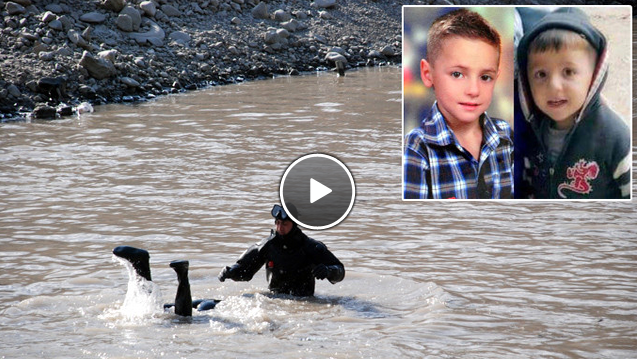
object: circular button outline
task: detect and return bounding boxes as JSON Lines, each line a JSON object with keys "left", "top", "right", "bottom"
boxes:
{"left": 279, "top": 153, "right": 356, "bottom": 230}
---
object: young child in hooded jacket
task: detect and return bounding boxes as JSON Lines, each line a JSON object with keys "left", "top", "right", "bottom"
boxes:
{"left": 515, "top": 7, "right": 631, "bottom": 199}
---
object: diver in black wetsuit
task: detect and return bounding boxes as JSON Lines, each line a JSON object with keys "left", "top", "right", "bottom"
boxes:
{"left": 112, "top": 246, "right": 219, "bottom": 316}
{"left": 218, "top": 204, "right": 345, "bottom": 297}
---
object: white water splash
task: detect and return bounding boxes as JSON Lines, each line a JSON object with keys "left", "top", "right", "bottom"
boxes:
{"left": 112, "top": 255, "right": 163, "bottom": 320}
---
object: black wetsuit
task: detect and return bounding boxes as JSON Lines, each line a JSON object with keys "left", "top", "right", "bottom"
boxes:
{"left": 220, "top": 227, "right": 345, "bottom": 296}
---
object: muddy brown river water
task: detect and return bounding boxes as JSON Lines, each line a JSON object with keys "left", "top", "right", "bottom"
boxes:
{"left": 1, "top": 67, "right": 636, "bottom": 358}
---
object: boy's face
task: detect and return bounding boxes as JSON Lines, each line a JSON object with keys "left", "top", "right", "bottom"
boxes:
{"left": 527, "top": 47, "right": 596, "bottom": 129}
{"left": 421, "top": 36, "right": 500, "bottom": 127}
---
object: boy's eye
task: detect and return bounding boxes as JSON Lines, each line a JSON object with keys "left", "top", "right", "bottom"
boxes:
{"left": 480, "top": 74, "right": 493, "bottom": 82}
{"left": 451, "top": 71, "right": 463, "bottom": 79}
{"left": 564, "top": 68, "right": 576, "bottom": 77}
{"left": 533, "top": 70, "right": 546, "bottom": 80}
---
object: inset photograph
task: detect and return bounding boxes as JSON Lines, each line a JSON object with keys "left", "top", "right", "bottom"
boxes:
{"left": 402, "top": 6, "right": 515, "bottom": 200}
{"left": 514, "top": 6, "right": 632, "bottom": 199}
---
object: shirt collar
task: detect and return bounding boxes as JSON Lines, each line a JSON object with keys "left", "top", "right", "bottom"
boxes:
{"left": 421, "top": 102, "right": 511, "bottom": 149}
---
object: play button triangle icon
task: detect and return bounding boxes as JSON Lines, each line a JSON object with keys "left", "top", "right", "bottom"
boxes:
{"left": 310, "top": 178, "right": 332, "bottom": 204}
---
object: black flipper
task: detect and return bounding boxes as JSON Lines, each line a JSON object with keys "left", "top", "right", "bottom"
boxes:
{"left": 195, "top": 299, "right": 221, "bottom": 311}
{"left": 170, "top": 260, "right": 192, "bottom": 317}
{"left": 113, "top": 246, "right": 152, "bottom": 281}
{"left": 165, "top": 299, "right": 221, "bottom": 311}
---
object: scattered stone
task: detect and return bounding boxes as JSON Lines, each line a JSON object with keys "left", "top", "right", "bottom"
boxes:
{"left": 380, "top": 45, "right": 395, "bottom": 57}
{"left": 281, "top": 19, "right": 300, "bottom": 32}
{"left": 37, "top": 77, "right": 67, "bottom": 100}
{"left": 273, "top": 9, "right": 291, "bottom": 22}
{"left": 116, "top": 14, "right": 134, "bottom": 32}
{"left": 39, "top": 51, "right": 55, "bottom": 61}
{"left": 315, "top": 0, "right": 337, "bottom": 9}
{"left": 120, "top": 6, "right": 141, "bottom": 31}
{"left": 0, "top": 0, "right": 407, "bottom": 120}
{"left": 7, "top": 84, "right": 21, "bottom": 98}
{"left": 98, "top": 49, "right": 118, "bottom": 63}
{"left": 140, "top": 1, "right": 156, "bottom": 17}
{"left": 319, "top": 11, "right": 332, "bottom": 20}
{"left": 82, "top": 26, "right": 92, "bottom": 42}
{"left": 48, "top": 19, "right": 63, "bottom": 31}
{"left": 367, "top": 50, "right": 382, "bottom": 59}
{"left": 6, "top": 2, "right": 26, "bottom": 15}
{"left": 44, "top": 4, "right": 63, "bottom": 14}
{"left": 57, "top": 105, "right": 74, "bottom": 116}
{"left": 133, "top": 57, "right": 146, "bottom": 67}
{"left": 251, "top": 2, "right": 269, "bottom": 19}
{"left": 169, "top": 31, "right": 191, "bottom": 45}
{"left": 32, "top": 105, "right": 57, "bottom": 119}
{"left": 80, "top": 12, "right": 107, "bottom": 24}
{"left": 264, "top": 29, "right": 280, "bottom": 45}
{"left": 42, "top": 11, "right": 57, "bottom": 23}
{"left": 325, "top": 52, "right": 347, "bottom": 63}
{"left": 129, "top": 20, "right": 165, "bottom": 46}
{"left": 102, "top": 0, "right": 126, "bottom": 12}
{"left": 161, "top": 5, "right": 181, "bottom": 17}
{"left": 68, "top": 29, "right": 89, "bottom": 49}
{"left": 121, "top": 77, "right": 140, "bottom": 88}
{"left": 79, "top": 50, "right": 117, "bottom": 80}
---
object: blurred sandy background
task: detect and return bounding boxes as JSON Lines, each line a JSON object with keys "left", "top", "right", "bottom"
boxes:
{"left": 584, "top": 6, "right": 632, "bottom": 127}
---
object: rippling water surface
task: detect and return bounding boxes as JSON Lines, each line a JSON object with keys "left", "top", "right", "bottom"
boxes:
{"left": 1, "top": 66, "right": 636, "bottom": 358}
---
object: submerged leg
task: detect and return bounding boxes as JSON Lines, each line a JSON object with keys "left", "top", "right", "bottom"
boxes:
{"left": 170, "top": 260, "right": 192, "bottom": 317}
{"left": 113, "top": 246, "right": 152, "bottom": 281}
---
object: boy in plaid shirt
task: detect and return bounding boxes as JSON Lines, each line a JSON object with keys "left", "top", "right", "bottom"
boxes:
{"left": 404, "top": 9, "right": 513, "bottom": 199}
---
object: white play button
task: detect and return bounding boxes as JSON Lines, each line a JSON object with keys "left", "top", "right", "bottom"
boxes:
{"left": 310, "top": 178, "right": 332, "bottom": 203}
{"left": 279, "top": 153, "right": 356, "bottom": 230}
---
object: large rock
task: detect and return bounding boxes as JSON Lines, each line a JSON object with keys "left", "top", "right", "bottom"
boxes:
{"left": 79, "top": 51, "right": 117, "bottom": 80}
{"left": 325, "top": 52, "right": 346, "bottom": 64}
{"left": 380, "top": 45, "right": 395, "bottom": 57}
{"left": 32, "top": 105, "right": 57, "bottom": 119}
{"left": 315, "top": 0, "right": 337, "bottom": 9}
{"left": 37, "top": 77, "right": 67, "bottom": 99}
{"left": 98, "top": 49, "right": 118, "bottom": 63}
{"left": 120, "top": 6, "right": 141, "bottom": 31}
{"left": 129, "top": 20, "right": 165, "bottom": 46}
{"left": 251, "top": 2, "right": 268, "bottom": 19}
{"left": 272, "top": 9, "right": 290, "bottom": 22}
{"left": 42, "top": 11, "right": 56, "bottom": 23}
{"left": 281, "top": 19, "right": 300, "bottom": 32}
{"left": 102, "top": 0, "right": 126, "bottom": 12}
{"left": 140, "top": 1, "right": 156, "bottom": 17}
{"left": 263, "top": 29, "right": 280, "bottom": 45}
{"left": 44, "top": 4, "right": 63, "bottom": 14}
{"left": 6, "top": 2, "right": 26, "bottom": 15}
{"left": 161, "top": 4, "right": 181, "bottom": 17}
{"left": 116, "top": 14, "right": 134, "bottom": 32}
{"left": 169, "top": 31, "right": 190, "bottom": 45}
{"left": 120, "top": 77, "right": 140, "bottom": 88}
{"left": 68, "top": 29, "right": 89, "bottom": 49}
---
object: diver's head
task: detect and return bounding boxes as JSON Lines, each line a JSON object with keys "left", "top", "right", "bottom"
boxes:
{"left": 271, "top": 204, "right": 299, "bottom": 236}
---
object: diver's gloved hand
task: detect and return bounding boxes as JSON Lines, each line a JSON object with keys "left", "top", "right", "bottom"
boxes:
{"left": 312, "top": 264, "right": 330, "bottom": 280}
{"left": 218, "top": 265, "right": 236, "bottom": 282}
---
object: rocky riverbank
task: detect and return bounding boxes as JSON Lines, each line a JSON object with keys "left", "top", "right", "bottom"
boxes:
{"left": 1, "top": 0, "right": 407, "bottom": 120}
{"left": 1, "top": 0, "right": 634, "bottom": 121}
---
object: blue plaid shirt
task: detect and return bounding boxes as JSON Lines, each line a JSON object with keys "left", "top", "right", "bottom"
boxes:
{"left": 404, "top": 103, "right": 514, "bottom": 199}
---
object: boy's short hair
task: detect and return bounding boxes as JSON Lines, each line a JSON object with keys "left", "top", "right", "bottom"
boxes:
{"left": 427, "top": 8, "right": 501, "bottom": 65}
{"left": 528, "top": 28, "right": 597, "bottom": 61}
